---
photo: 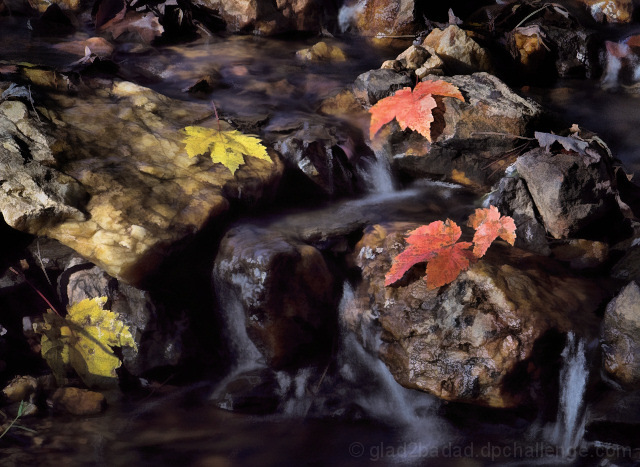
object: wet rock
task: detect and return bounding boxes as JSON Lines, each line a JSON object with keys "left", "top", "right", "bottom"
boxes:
{"left": 4, "top": 79, "right": 283, "bottom": 285}
{"left": 486, "top": 174, "right": 550, "bottom": 255}
{"left": 421, "top": 25, "right": 494, "bottom": 74}
{"left": 193, "top": 0, "right": 334, "bottom": 35}
{"left": 377, "top": 72, "right": 543, "bottom": 190}
{"left": 2, "top": 375, "right": 38, "bottom": 403}
{"left": 514, "top": 148, "right": 619, "bottom": 239}
{"left": 0, "top": 100, "right": 88, "bottom": 233}
{"left": 348, "top": 223, "right": 605, "bottom": 408}
{"left": 579, "top": 0, "right": 634, "bottom": 23}
{"left": 296, "top": 41, "right": 346, "bottom": 62}
{"left": 544, "top": 25, "right": 600, "bottom": 79}
{"left": 352, "top": 69, "right": 412, "bottom": 106}
{"left": 49, "top": 387, "right": 106, "bottom": 415}
{"left": 341, "top": 0, "right": 415, "bottom": 43}
{"left": 601, "top": 281, "right": 640, "bottom": 388}
{"left": 213, "top": 226, "right": 339, "bottom": 368}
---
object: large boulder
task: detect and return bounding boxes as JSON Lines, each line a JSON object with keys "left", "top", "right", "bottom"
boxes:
{"left": 0, "top": 79, "right": 283, "bottom": 285}
{"left": 347, "top": 222, "right": 606, "bottom": 408}
{"left": 601, "top": 281, "right": 640, "bottom": 388}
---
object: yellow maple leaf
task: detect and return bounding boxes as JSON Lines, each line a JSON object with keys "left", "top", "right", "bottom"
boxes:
{"left": 181, "top": 126, "right": 272, "bottom": 174}
{"left": 35, "top": 297, "right": 137, "bottom": 388}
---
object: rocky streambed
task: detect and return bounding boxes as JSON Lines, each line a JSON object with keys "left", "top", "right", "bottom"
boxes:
{"left": 2, "top": 0, "right": 640, "bottom": 464}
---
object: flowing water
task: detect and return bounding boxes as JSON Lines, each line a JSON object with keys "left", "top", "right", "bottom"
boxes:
{"left": 2, "top": 12, "right": 640, "bottom": 467}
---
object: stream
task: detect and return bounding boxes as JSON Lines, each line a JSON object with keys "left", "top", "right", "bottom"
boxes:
{"left": 2, "top": 4, "right": 640, "bottom": 466}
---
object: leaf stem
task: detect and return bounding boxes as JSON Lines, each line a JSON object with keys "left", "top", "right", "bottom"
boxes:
{"left": 9, "top": 267, "right": 61, "bottom": 317}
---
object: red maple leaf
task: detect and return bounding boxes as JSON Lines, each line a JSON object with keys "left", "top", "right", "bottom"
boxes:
{"left": 385, "top": 219, "right": 475, "bottom": 290}
{"left": 468, "top": 206, "right": 517, "bottom": 257}
{"left": 369, "top": 80, "right": 464, "bottom": 141}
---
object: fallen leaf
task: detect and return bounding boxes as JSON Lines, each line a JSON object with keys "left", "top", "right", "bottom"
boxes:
{"left": 181, "top": 126, "right": 272, "bottom": 174}
{"left": 369, "top": 79, "right": 464, "bottom": 141}
{"left": 34, "top": 297, "right": 137, "bottom": 388}
{"left": 534, "top": 131, "right": 601, "bottom": 162}
{"left": 385, "top": 219, "right": 475, "bottom": 289}
{"left": 468, "top": 205, "right": 516, "bottom": 257}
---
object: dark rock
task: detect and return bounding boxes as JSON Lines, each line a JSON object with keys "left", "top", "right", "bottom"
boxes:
{"left": 268, "top": 116, "right": 368, "bottom": 197}
{"left": 544, "top": 25, "right": 600, "bottom": 79}
{"left": 58, "top": 262, "right": 185, "bottom": 376}
{"left": 348, "top": 222, "right": 606, "bottom": 408}
{"left": 213, "top": 226, "right": 339, "bottom": 369}
{"left": 486, "top": 175, "right": 550, "bottom": 255}
{"left": 611, "top": 245, "right": 640, "bottom": 283}
{"left": 352, "top": 69, "right": 413, "bottom": 106}
{"left": 601, "top": 281, "right": 640, "bottom": 388}
{"left": 514, "top": 148, "right": 619, "bottom": 239}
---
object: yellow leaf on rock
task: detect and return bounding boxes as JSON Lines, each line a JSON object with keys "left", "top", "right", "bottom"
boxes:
{"left": 181, "top": 126, "right": 271, "bottom": 174}
{"left": 34, "top": 297, "right": 137, "bottom": 388}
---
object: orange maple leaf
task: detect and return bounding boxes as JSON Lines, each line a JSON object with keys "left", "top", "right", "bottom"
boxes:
{"left": 369, "top": 80, "right": 464, "bottom": 141}
{"left": 468, "top": 206, "right": 517, "bottom": 257}
{"left": 385, "top": 219, "right": 475, "bottom": 290}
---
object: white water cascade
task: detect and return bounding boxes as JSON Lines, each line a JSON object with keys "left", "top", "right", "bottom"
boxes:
{"left": 209, "top": 276, "right": 265, "bottom": 404}
{"left": 546, "top": 332, "right": 590, "bottom": 456}
{"left": 359, "top": 149, "right": 396, "bottom": 194}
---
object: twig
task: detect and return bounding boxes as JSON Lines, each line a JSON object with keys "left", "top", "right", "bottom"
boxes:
{"left": 472, "top": 131, "right": 535, "bottom": 140}
{"left": 34, "top": 240, "right": 52, "bottom": 286}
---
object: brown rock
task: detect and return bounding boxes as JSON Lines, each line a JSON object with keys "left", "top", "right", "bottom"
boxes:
{"left": 422, "top": 25, "right": 494, "bottom": 74}
{"left": 50, "top": 387, "right": 106, "bottom": 415}
{"left": 348, "top": 222, "right": 605, "bottom": 407}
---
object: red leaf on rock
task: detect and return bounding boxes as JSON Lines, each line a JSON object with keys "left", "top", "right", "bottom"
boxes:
{"left": 468, "top": 205, "right": 516, "bottom": 257}
{"left": 369, "top": 80, "right": 464, "bottom": 141}
{"left": 385, "top": 219, "right": 475, "bottom": 289}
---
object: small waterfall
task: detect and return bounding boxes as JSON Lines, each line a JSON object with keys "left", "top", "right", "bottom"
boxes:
{"left": 210, "top": 276, "right": 265, "bottom": 403}
{"left": 546, "top": 332, "right": 589, "bottom": 455}
{"left": 335, "top": 283, "right": 454, "bottom": 452}
{"left": 338, "top": 0, "right": 367, "bottom": 33}
{"left": 359, "top": 150, "right": 396, "bottom": 193}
